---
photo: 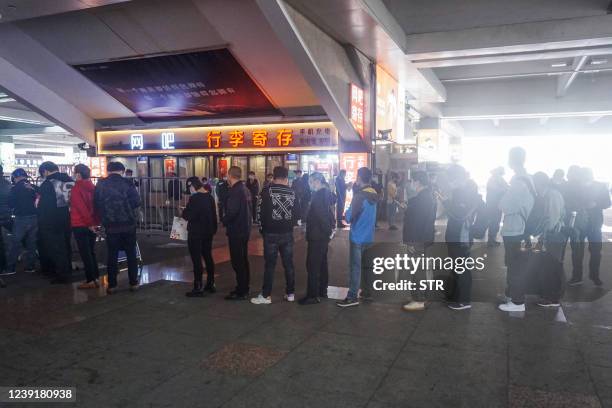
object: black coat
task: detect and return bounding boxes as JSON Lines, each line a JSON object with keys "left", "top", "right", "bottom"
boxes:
{"left": 182, "top": 192, "right": 218, "bottom": 239}
{"left": 8, "top": 180, "right": 36, "bottom": 217}
{"left": 306, "top": 188, "right": 335, "bottom": 241}
{"left": 402, "top": 187, "right": 436, "bottom": 244}
{"left": 222, "top": 180, "right": 252, "bottom": 239}
{"left": 94, "top": 174, "right": 141, "bottom": 233}
{"left": 38, "top": 172, "right": 74, "bottom": 230}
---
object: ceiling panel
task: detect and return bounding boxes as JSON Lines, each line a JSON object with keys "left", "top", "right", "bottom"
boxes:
{"left": 383, "top": 0, "right": 609, "bottom": 35}
{"left": 0, "top": 0, "right": 130, "bottom": 23}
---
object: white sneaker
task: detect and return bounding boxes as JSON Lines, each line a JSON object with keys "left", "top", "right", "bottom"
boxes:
{"left": 251, "top": 294, "right": 272, "bottom": 305}
{"left": 498, "top": 301, "right": 525, "bottom": 312}
{"left": 402, "top": 301, "right": 426, "bottom": 312}
{"left": 284, "top": 293, "right": 295, "bottom": 302}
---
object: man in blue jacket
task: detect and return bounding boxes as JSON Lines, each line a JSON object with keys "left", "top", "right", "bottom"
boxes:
{"left": 337, "top": 167, "right": 378, "bottom": 307}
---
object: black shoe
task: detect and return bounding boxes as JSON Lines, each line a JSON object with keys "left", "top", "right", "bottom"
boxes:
{"left": 389, "top": 225, "right": 398, "bottom": 231}
{"left": 298, "top": 297, "right": 320, "bottom": 305}
{"left": 204, "top": 283, "right": 217, "bottom": 293}
{"left": 50, "top": 277, "right": 70, "bottom": 285}
{"left": 567, "top": 278, "right": 583, "bottom": 286}
{"left": 225, "top": 292, "right": 248, "bottom": 301}
{"left": 487, "top": 240, "right": 500, "bottom": 247}
{"left": 448, "top": 302, "right": 472, "bottom": 310}
{"left": 591, "top": 277, "right": 603, "bottom": 287}
{"left": 336, "top": 298, "right": 359, "bottom": 308}
{"left": 186, "top": 288, "right": 205, "bottom": 297}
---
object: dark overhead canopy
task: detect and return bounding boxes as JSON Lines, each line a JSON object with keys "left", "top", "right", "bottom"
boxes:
{"left": 73, "top": 48, "right": 280, "bottom": 122}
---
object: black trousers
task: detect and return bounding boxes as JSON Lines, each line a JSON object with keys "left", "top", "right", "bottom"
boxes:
{"left": 106, "top": 230, "right": 139, "bottom": 288}
{"left": 336, "top": 194, "right": 345, "bottom": 226}
{"left": 570, "top": 223, "right": 603, "bottom": 280}
{"left": 445, "top": 243, "right": 472, "bottom": 304}
{"left": 73, "top": 227, "right": 99, "bottom": 283}
{"left": 503, "top": 235, "right": 526, "bottom": 304}
{"left": 228, "top": 236, "right": 250, "bottom": 296}
{"left": 487, "top": 207, "right": 503, "bottom": 242}
{"left": 188, "top": 235, "right": 215, "bottom": 285}
{"left": 39, "top": 224, "right": 72, "bottom": 280}
{"left": 217, "top": 203, "right": 225, "bottom": 223}
{"left": 0, "top": 220, "right": 12, "bottom": 271}
{"left": 306, "top": 239, "right": 329, "bottom": 298}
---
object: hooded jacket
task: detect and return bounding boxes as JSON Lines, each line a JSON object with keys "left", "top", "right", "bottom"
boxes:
{"left": 306, "top": 187, "right": 335, "bottom": 241}
{"left": 70, "top": 179, "right": 100, "bottom": 228}
{"left": 346, "top": 184, "right": 378, "bottom": 244}
{"left": 38, "top": 172, "right": 74, "bottom": 229}
{"left": 8, "top": 179, "right": 36, "bottom": 218}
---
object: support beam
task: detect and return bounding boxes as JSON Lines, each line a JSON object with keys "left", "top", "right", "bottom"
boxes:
{"left": 256, "top": 0, "right": 366, "bottom": 143}
{"left": 404, "top": 15, "right": 612, "bottom": 61}
{"left": 0, "top": 107, "right": 54, "bottom": 125}
{"left": 0, "top": 57, "right": 95, "bottom": 145}
{"left": 556, "top": 56, "right": 588, "bottom": 97}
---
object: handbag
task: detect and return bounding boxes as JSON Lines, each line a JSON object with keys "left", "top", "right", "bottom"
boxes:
{"left": 170, "top": 216, "right": 188, "bottom": 241}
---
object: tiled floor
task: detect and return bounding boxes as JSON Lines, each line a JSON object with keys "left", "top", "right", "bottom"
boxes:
{"left": 1, "top": 225, "right": 611, "bottom": 407}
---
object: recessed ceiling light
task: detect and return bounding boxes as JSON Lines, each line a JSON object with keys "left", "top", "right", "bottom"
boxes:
{"left": 551, "top": 62, "right": 568, "bottom": 68}
{"left": 591, "top": 59, "right": 608, "bottom": 65}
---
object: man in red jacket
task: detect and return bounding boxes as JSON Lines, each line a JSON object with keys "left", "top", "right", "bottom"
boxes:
{"left": 71, "top": 164, "right": 101, "bottom": 289}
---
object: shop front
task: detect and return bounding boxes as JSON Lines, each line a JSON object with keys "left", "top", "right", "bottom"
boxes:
{"left": 95, "top": 121, "right": 340, "bottom": 183}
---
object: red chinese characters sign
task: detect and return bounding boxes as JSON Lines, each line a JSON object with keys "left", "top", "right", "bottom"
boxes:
{"left": 349, "top": 83, "right": 365, "bottom": 139}
{"left": 96, "top": 122, "right": 339, "bottom": 155}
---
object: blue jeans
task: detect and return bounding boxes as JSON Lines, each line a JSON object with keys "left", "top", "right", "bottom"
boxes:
{"left": 348, "top": 241, "right": 370, "bottom": 299}
{"left": 8, "top": 215, "right": 38, "bottom": 271}
{"left": 262, "top": 232, "right": 295, "bottom": 297}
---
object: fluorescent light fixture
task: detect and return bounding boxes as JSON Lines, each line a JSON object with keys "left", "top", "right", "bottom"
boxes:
{"left": 551, "top": 62, "right": 568, "bottom": 68}
{"left": 591, "top": 59, "right": 608, "bottom": 65}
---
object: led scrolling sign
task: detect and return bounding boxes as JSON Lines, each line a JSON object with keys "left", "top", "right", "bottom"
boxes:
{"left": 96, "top": 122, "right": 339, "bottom": 155}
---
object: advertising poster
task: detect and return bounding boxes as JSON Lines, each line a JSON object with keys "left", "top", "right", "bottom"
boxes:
{"left": 73, "top": 49, "right": 279, "bottom": 120}
{"left": 375, "top": 66, "right": 405, "bottom": 142}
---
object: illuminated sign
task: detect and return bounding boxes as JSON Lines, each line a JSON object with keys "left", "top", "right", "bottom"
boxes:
{"left": 130, "top": 134, "right": 144, "bottom": 150}
{"left": 349, "top": 83, "right": 365, "bottom": 139}
{"left": 161, "top": 132, "right": 175, "bottom": 149}
{"left": 96, "top": 122, "right": 339, "bottom": 155}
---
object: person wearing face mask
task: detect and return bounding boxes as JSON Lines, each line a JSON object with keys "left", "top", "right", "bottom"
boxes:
{"left": 223, "top": 166, "right": 252, "bottom": 300}
{"left": 498, "top": 147, "right": 535, "bottom": 312}
{"left": 337, "top": 167, "right": 378, "bottom": 308}
{"left": 37, "top": 161, "right": 74, "bottom": 284}
{"left": 94, "top": 161, "right": 141, "bottom": 294}
{"left": 401, "top": 171, "right": 437, "bottom": 312}
{"left": 246, "top": 171, "right": 260, "bottom": 223}
{"left": 251, "top": 166, "right": 299, "bottom": 305}
{"left": 182, "top": 177, "right": 218, "bottom": 297}
{"left": 299, "top": 172, "right": 336, "bottom": 305}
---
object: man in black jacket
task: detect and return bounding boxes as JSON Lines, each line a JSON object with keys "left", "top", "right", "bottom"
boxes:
{"left": 401, "top": 171, "right": 437, "bottom": 312}
{"left": 251, "top": 166, "right": 299, "bottom": 304}
{"left": 335, "top": 170, "right": 347, "bottom": 228}
{"left": 0, "top": 165, "right": 12, "bottom": 276}
{"left": 5, "top": 169, "right": 38, "bottom": 275}
{"left": 223, "top": 166, "right": 252, "bottom": 300}
{"left": 94, "top": 161, "right": 141, "bottom": 294}
{"left": 576, "top": 167, "right": 611, "bottom": 286}
{"left": 37, "top": 161, "right": 74, "bottom": 284}
{"left": 300, "top": 172, "right": 335, "bottom": 305}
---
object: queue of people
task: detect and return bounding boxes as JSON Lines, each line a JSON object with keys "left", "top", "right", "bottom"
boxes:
{"left": 1, "top": 154, "right": 609, "bottom": 317}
